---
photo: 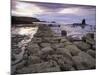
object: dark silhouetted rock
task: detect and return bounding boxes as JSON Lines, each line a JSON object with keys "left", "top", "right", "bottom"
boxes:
{"left": 11, "top": 16, "right": 40, "bottom": 25}
{"left": 82, "top": 19, "right": 86, "bottom": 25}
{"left": 61, "top": 30, "right": 67, "bottom": 36}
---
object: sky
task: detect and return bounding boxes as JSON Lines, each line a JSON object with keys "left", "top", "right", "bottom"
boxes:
{"left": 11, "top": 0, "right": 96, "bottom": 25}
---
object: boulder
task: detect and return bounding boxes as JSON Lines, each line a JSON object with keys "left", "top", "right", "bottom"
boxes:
{"left": 50, "top": 37, "right": 60, "bottom": 43}
{"left": 15, "top": 60, "right": 27, "bottom": 70}
{"left": 11, "top": 53, "right": 16, "bottom": 61}
{"left": 34, "top": 25, "right": 54, "bottom": 37}
{"left": 72, "top": 51, "right": 96, "bottom": 70}
{"left": 41, "top": 37, "right": 51, "bottom": 43}
{"left": 56, "top": 48, "right": 72, "bottom": 57}
{"left": 63, "top": 41, "right": 73, "bottom": 46}
{"left": 39, "top": 47, "right": 54, "bottom": 59}
{"left": 11, "top": 60, "right": 27, "bottom": 75}
{"left": 86, "top": 38, "right": 95, "bottom": 45}
{"left": 16, "top": 61, "right": 60, "bottom": 74}
{"left": 92, "top": 44, "right": 96, "bottom": 50}
{"left": 73, "top": 41, "right": 91, "bottom": 51}
{"left": 40, "top": 43, "right": 51, "bottom": 48}
{"left": 87, "top": 49, "right": 96, "bottom": 58}
{"left": 67, "top": 36, "right": 81, "bottom": 42}
{"left": 11, "top": 66, "right": 16, "bottom": 75}
{"left": 70, "top": 67, "right": 75, "bottom": 71}
{"left": 27, "top": 55, "right": 42, "bottom": 65}
{"left": 41, "top": 37, "right": 59, "bottom": 43}
{"left": 65, "top": 45, "right": 81, "bottom": 56}
{"left": 48, "top": 54, "right": 73, "bottom": 71}
{"left": 60, "top": 63, "right": 73, "bottom": 71}
{"left": 60, "top": 37, "right": 68, "bottom": 43}
{"left": 72, "top": 56, "right": 86, "bottom": 70}
{"left": 82, "top": 33, "right": 95, "bottom": 45}
{"left": 51, "top": 43, "right": 65, "bottom": 49}
{"left": 31, "top": 37, "right": 42, "bottom": 43}
{"left": 12, "top": 48, "right": 22, "bottom": 54}
{"left": 27, "top": 43, "right": 40, "bottom": 54}
{"left": 41, "top": 46, "right": 54, "bottom": 54}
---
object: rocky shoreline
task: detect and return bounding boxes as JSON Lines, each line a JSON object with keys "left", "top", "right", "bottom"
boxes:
{"left": 11, "top": 24, "right": 96, "bottom": 74}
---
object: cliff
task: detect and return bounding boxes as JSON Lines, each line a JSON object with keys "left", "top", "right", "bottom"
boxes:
{"left": 11, "top": 16, "right": 40, "bottom": 24}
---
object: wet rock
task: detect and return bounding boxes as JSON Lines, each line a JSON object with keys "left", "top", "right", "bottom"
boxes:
{"left": 63, "top": 41, "right": 73, "bottom": 46}
{"left": 72, "top": 56, "right": 86, "bottom": 70}
{"left": 72, "top": 51, "right": 95, "bottom": 70}
{"left": 50, "top": 37, "right": 60, "bottom": 43}
{"left": 11, "top": 53, "right": 16, "bottom": 61}
{"left": 82, "top": 33, "right": 95, "bottom": 45}
{"left": 11, "top": 45, "right": 19, "bottom": 49}
{"left": 41, "top": 37, "right": 51, "bottom": 43}
{"left": 12, "top": 48, "right": 22, "bottom": 54}
{"left": 67, "top": 36, "right": 81, "bottom": 42}
{"left": 56, "top": 48, "right": 72, "bottom": 57}
{"left": 86, "top": 38, "right": 95, "bottom": 45}
{"left": 51, "top": 43, "right": 64, "bottom": 49}
{"left": 41, "top": 37, "right": 59, "bottom": 43}
{"left": 48, "top": 54, "right": 73, "bottom": 71}
{"left": 11, "top": 60, "right": 27, "bottom": 75}
{"left": 70, "top": 67, "right": 75, "bottom": 71}
{"left": 41, "top": 46, "right": 54, "bottom": 54}
{"left": 60, "top": 64, "right": 73, "bottom": 71}
{"left": 11, "top": 66, "right": 16, "bottom": 75}
{"left": 16, "top": 61, "right": 60, "bottom": 74}
{"left": 15, "top": 60, "right": 27, "bottom": 70}
{"left": 41, "top": 66, "right": 60, "bottom": 72}
{"left": 12, "top": 35, "right": 26, "bottom": 44}
{"left": 34, "top": 25, "right": 54, "bottom": 37}
{"left": 31, "top": 37, "right": 42, "bottom": 43}
{"left": 27, "top": 43, "right": 40, "bottom": 54}
{"left": 40, "top": 43, "right": 51, "bottom": 48}
{"left": 65, "top": 45, "right": 81, "bottom": 56}
{"left": 87, "top": 49, "right": 96, "bottom": 58}
{"left": 27, "top": 55, "right": 42, "bottom": 65}
{"left": 73, "top": 41, "right": 91, "bottom": 51}
{"left": 39, "top": 47, "right": 54, "bottom": 59}
{"left": 92, "top": 44, "right": 96, "bottom": 50}
{"left": 60, "top": 37, "right": 68, "bottom": 43}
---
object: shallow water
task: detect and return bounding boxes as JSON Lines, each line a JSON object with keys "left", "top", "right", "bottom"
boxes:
{"left": 50, "top": 24, "right": 95, "bottom": 39}
{"left": 11, "top": 26, "right": 38, "bottom": 65}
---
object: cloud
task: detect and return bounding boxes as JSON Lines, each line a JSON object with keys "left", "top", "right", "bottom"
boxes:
{"left": 58, "top": 7, "right": 96, "bottom": 16}
{"left": 11, "top": 0, "right": 44, "bottom": 16}
{"left": 59, "top": 7, "right": 79, "bottom": 14}
{"left": 11, "top": 0, "right": 96, "bottom": 17}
